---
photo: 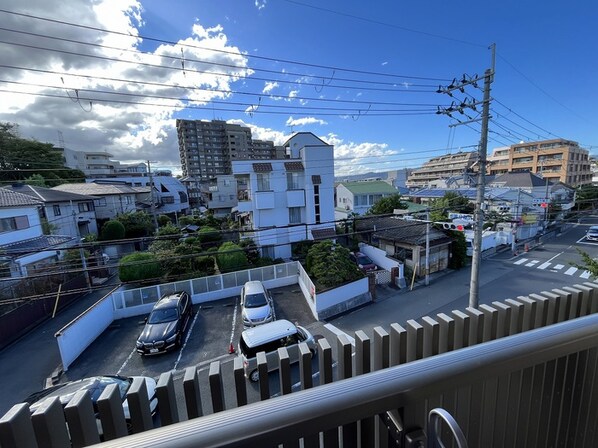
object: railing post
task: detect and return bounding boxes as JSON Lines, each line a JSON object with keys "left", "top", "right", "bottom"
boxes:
{"left": 183, "top": 366, "right": 203, "bottom": 419}
{"left": 390, "top": 323, "right": 407, "bottom": 366}
{"left": 257, "top": 352, "right": 270, "bottom": 400}
{"left": 97, "top": 383, "right": 128, "bottom": 440}
{"left": 209, "top": 362, "right": 225, "bottom": 413}
{"left": 156, "top": 371, "right": 179, "bottom": 426}
{"left": 127, "top": 377, "right": 153, "bottom": 434}
{"left": 337, "top": 334, "right": 357, "bottom": 448}
{"left": 233, "top": 357, "right": 248, "bottom": 407}
{"left": 31, "top": 396, "right": 71, "bottom": 448}
{"left": 318, "top": 338, "right": 338, "bottom": 447}
{"left": 355, "top": 330, "right": 374, "bottom": 447}
{"left": 406, "top": 319, "right": 424, "bottom": 361}
{"left": 0, "top": 403, "right": 39, "bottom": 448}
{"left": 436, "top": 314, "right": 455, "bottom": 354}
{"left": 298, "top": 343, "right": 318, "bottom": 448}
{"left": 64, "top": 390, "right": 101, "bottom": 447}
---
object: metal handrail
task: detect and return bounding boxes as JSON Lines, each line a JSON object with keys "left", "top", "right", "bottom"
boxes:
{"left": 93, "top": 313, "right": 598, "bottom": 448}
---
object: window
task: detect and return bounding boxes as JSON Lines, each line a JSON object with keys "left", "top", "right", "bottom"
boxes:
{"left": 257, "top": 173, "right": 270, "bottom": 191}
{"left": 78, "top": 202, "right": 93, "bottom": 212}
{"left": 289, "top": 207, "right": 302, "bottom": 224}
{"left": 124, "top": 196, "right": 132, "bottom": 205}
{"left": 287, "top": 172, "right": 301, "bottom": 190}
{"left": 53, "top": 205, "right": 61, "bottom": 216}
{"left": 94, "top": 198, "right": 107, "bottom": 207}
{"left": 262, "top": 245, "right": 275, "bottom": 259}
{"left": 0, "top": 215, "right": 29, "bottom": 233}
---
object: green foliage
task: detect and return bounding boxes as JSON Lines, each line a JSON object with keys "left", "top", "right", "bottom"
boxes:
{"left": 99, "top": 220, "right": 126, "bottom": 241}
{"left": 575, "top": 185, "right": 598, "bottom": 210}
{"left": 115, "top": 211, "right": 154, "bottom": 238}
{"left": 291, "top": 239, "right": 315, "bottom": 260}
{"left": 429, "top": 192, "right": 474, "bottom": 223}
{"left": 156, "top": 223, "right": 180, "bottom": 236}
{"left": 157, "top": 214, "right": 172, "bottom": 227}
{"left": 366, "top": 194, "right": 408, "bottom": 215}
{"left": 41, "top": 217, "right": 57, "bottom": 235}
{"left": 238, "top": 238, "right": 260, "bottom": 265}
{"left": 24, "top": 174, "right": 46, "bottom": 187}
{"left": 572, "top": 248, "right": 598, "bottom": 278}
{"left": 216, "top": 242, "right": 248, "bottom": 273}
{"left": 484, "top": 210, "right": 512, "bottom": 230}
{"left": 63, "top": 249, "right": 89, "bottom": 269}
{"left": 0, "top": 122, "right": 85, "bottom": 186}
{"left": 305, "top": 241, "right": 363, "bottom": 288}
{"left": 198, "top": 226, "right": 222, "bottom": 243}
{"left": 119, "top": 252, "right": 161, "bottom": 282}
{"left": 447, "top": 231, "right": 468, "bottom": 269}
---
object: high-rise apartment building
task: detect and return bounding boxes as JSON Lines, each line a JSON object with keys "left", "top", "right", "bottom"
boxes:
{"left": 176, "top": 119, "right": 276, "bottom": 180}
{"left": 406, "top": 151, "right": 478, "bottom": 188}
{"left": 177, "top": 120, "right": 276, "bottom": 208}
{"left": 487, "top": 139, "right": 591, "bottom": 187}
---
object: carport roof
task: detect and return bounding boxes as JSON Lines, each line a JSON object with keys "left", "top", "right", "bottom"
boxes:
{"left": 0, "top": 235, "right": 74, "bottom": 256}
{"left": 356, "top": 216, "right": 452, "bottom": 246}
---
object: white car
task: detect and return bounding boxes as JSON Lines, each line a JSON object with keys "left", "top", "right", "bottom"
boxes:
{"left": 240, "top": 280, "right": 274, "bottom": 327}
{"left": 25, "top": 375, "right": 157, "bottom": 433}
{"left": 587, "top": 226, "right": 598, "bottom": 241}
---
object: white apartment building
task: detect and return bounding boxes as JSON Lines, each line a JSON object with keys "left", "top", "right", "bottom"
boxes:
{"left": 233, "top": 133, "right": 335, "bottom": 260}
{"left": 58, "top": 147, "right": 147, "bottom": 178}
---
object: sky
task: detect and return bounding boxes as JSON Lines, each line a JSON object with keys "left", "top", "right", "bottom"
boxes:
{"left": 0, "top": 0, "right": 596, "bottom": 178}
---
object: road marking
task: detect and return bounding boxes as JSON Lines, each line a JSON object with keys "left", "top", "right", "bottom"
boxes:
{"left": 537, "top": 262, "right": 551, "bottom": 270}
{"left": 525, "top": 260, "right": 539, "bottom": 267}
{"left": 553, "top": 264, "right": 564, "bottom": 270}
{"left": 173, "top": 309, "right": 201, "bottom": 371}
{"left": 117, "top": 347, "right": 137, "bottom": 375}
{"left": 324, "top": 323, "right": 355, "bottom": 346}
{"left": 580, "top": 270, "right": 592, "bottom": 279}
{"left": 228, "top": 299, "right": 239, "bottom": 351}
{"left": 546, "top": 251, "right": 565, "bottom": 263}
{"left": 514, "top": 258, "right": 528, "bottom": 265}
{"left": 564, "top": 267, "right": 578, "bottom": 276}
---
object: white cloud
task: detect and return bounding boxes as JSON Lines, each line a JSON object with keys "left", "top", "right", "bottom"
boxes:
{"left": 0, "top": 0, "right": 252, "bottom": 169}
{"left": 255, "top": 0, "right": 267, "bottom": 10}
{"left": 381, "top": 61, "right": 388, "bottom": 66}
{"left": 262, "top": 81, "right": 279, "bottom": 94}
{"left": 285, "top": 116, "right": 327, "bottom": 127}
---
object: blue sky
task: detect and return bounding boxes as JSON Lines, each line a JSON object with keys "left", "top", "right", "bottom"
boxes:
{"left": 0, "top": 0, "right": 596, "bottom": 176}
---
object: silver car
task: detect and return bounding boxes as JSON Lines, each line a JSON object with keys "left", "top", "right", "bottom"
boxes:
{"left": 587, "top": 226, "right": 598, "bottom": 241}
{"left": 240, "top": 280, "right": 274, "bottom": 327}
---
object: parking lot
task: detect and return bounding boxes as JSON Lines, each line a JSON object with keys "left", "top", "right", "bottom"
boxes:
{"left": 62, "top": 284, "right": 319, "bottom": 382}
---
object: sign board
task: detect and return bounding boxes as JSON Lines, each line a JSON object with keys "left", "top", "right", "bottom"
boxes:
{"left": 448, "top": 213, "right": 473, "bottom": 221}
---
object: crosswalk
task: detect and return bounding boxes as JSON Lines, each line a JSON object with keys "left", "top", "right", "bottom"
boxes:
{"left": 512, "top": 257, "right": 593, "bottom": 279}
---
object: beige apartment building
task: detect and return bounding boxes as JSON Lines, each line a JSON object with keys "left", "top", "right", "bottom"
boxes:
{"left": 406, "top": 151, "right": 477, "bottom": 188}
{"left": 487, "top": 139, "right": 591, "bottom": 187}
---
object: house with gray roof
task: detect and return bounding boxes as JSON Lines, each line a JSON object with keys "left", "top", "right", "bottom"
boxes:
{"left": 354, "top": 215, "right": 453, "bottom": 277}
{"left": 335, "top": 180, "right": 399, "bottom": 220}
{"left": 0, "top": 189, "right": 74, "bottom": 278}
{"left": 52, "top": 182, "right": 142, "bottom": 222}
{"left": 5, "top": 184, "right": 98, "bottom": 238}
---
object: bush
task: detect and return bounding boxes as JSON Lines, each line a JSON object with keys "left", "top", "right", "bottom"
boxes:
{"left": 216, "top": 242, "right": 248, "bottom": 273}
{"left": 99, "top": 220, "right": 125, "bottom": 241}
{"left": 306, "top": 241, "right": 362, "bottom": 288}
{"left": 119, "top": 252, "right": 161, "bottom": 282}
{"left": 198, "top": 226, "right": 222, "bottom": 244}
{"left": 157, "top": 215, "right": 172, "bottom": 227}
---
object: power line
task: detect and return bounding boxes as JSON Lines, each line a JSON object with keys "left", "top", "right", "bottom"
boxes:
{"left": 0, "top": 8, "right": 452, "bottom": 82}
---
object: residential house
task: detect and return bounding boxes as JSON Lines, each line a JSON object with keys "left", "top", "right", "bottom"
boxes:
{"left": 335, "top": 180, "right": 399, "bottom": 220}
{"left": 232, "top": 132, "right": 335, "bottom": 260}
{"left": 355, "top": 215, "right": 452, "bottom": 276}
{"left": 88, "top": 172, "right": 189, "bottom": 217}
{"left": 0, "top": 189, "right": 73, "bottom": 277}
{"left": 56, "top": 147, "right": 147, "bottom": 178}
{"left": 52, "top": 182, "right": 139, "bottom": 223}
{"left": 200, "top": 175, "right": 237, "bottom": 217}
{"left": 5, "top": 184, "right": 98, "bottom": 238}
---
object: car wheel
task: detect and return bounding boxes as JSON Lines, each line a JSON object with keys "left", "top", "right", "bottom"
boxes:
{"left": 249, "top": 369, "right": 259, "bottom": 382}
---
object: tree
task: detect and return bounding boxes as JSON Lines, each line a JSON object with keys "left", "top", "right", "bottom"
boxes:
{"left": 306, "top": 241, "right": 363, "bottom": 288}
{"left": 116, "top": 211, "right": 154, "bottom": 238}
{"left": 157, "top": 214, "right": 172, "bottom": 227}
{"left": 572, "top": 248, "right": 598, "bottom": 278}
{"left": 575, "top": 185, "right": 598, "bottom": 210}
{"left": 366, "top": 194, "right": 408, "bottom": 215}
{"left": 24, "top": 174, "right": 46, "bottom": 187}
{"left": 216, "top": 242, "right": 249, "bottom": 273}
{"left": 99, "top": 220, "right": 126, "bottom": 241}
{"left": 119, "top": 252, "right": 161, "bottom": 282}
{"left": 238, "top": 238, "right": 260, "bottom": 265}
{"left": 429, "top": 192, "right": 474, "bottom": 223}
{"left": 447, "top": 231, "right": 468, "bottom": 269}
{"left": 0, "top": 122, "right": 85, "bottom": 186}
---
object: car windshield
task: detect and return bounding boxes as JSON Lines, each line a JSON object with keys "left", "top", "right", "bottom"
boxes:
{"left": 245, "top": 292, "right": 268, "bottom": 308}
{"left": 148, "top": 307, "right": 178, "bottom": 324}
{"left": 357, "top": 255, "right": 373, "bottom": 265}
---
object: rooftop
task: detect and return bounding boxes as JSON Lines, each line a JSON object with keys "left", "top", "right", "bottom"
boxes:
{"left": 4, "top": 184, "right": 96, "bottom": 202}
{"left": 0, "top": 188, "right": 42, "bottom": 208}
{"left": 339, "top": 180, "right": 398, "bottom": 195}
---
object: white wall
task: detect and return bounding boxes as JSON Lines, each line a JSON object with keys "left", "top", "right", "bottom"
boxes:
{"left": 0, "top": 205, "right": 42, "bottom": 246}
{"left": 314, "top": 277, "right": 369, "bottom": 318}
{"left": 359, "top": 243, "right": 404, "bottom": 275}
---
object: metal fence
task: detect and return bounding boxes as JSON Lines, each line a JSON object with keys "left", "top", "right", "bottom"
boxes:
{"left": 2, "top": 281, "right": 598, "bottom": 447}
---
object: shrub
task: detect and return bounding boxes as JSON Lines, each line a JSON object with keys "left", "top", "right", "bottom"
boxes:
{"left": 216, "top": 242, "right": 248, "bottom": 273}
{"left": 119, "top": 252, "right": 161, "bottom": 282}
{"left": 306, "top": 241, "right": 362, "bottom": 288}
{"left": 99, "top": 220, "right": 125, "bottom": 241}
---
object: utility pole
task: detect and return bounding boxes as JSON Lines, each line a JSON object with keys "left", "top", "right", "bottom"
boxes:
{"left": 425, "top": 213, "right": 430, "bottom": 286}
{"left": 71, "top": 201, "right": 92, "bottom": 291}
{"left": 469, "top": 44, "right": 495, "bottom": 309}
{"left": 147, "top": 160, "right": 159, "bottom": 232}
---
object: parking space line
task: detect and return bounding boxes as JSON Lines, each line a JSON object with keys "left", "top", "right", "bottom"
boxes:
{"left": 116, "top": 347, "right": 137, "bottom": 375}
{"left": 580, "top": 270, "right": 592, "bottom": 279}
{"left": 228, "top": 300, "right": 239, "bottom": 352}
{"left": 514, "top": 258, "right": 528, "bottom": 265}
{"left": 173, "top": 309, "right": 201, "bottom": 371}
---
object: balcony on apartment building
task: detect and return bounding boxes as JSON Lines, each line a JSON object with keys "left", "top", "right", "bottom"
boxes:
{"left": 3, "top": 286, "right": 598, "bottom": 448}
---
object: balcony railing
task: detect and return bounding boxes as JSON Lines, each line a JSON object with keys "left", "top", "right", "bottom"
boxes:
{"left": 2, "top": 283, "right": 598, "bottom": 447}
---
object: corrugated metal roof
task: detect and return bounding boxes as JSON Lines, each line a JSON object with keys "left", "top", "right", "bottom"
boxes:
{"left": 339, "top": 181, "right": 398, "bottom": 195}
{"left": 355, "top": 216, "right": 451, "bottom": 246}
{"left": 252, "top": 163, "right": 272, "bottom": 172}
{"left": 5, "top": 184, "right": 96, "bottom": 202}
{"left": 311, "top": 227, "right": 336, "bottom": 240}
{"left": 0, "top": 188, "right": 43, "bottom": 207}
{"left": 52, "top": 183, "right": 138, "bottom": 196}
{"left": 284, "top": 162, "right": 304, "bottom": 171}
{"left": 0, "top": 235, "right": 74, "bottom": 255}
